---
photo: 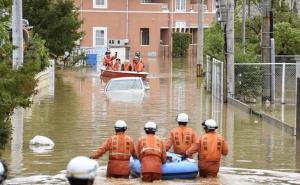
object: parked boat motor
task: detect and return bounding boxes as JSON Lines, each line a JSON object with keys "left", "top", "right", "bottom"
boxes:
{"left": 0, "top": 160, "right": 7, "bottom": 185}
{"left": 66, "top": 156, "right": 98, "bottom": 185}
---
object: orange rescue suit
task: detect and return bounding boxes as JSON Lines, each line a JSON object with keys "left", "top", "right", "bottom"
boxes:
{"left": 90, "top": 133, "right": 136, "bottom": 178}
{"left": 123, "top": 63, "right": 131, "bottom": 71}
{"left": 186, "top": 132, "right": 228, "bottom": 177}
{"left": 132, "top": 61, "right": 144, "bottom": 72}
{"left": 136, "top": 134, "right": 166, "bottom": 181}
{"left": 165, "top": 125, "right": 197, "bottom": 155}
{"left": 103, "top": 56, "right": 115, "bottom": 70}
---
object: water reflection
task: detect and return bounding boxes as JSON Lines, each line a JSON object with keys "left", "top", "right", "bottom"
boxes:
{"left": 106, "top": 91, "right": 145, "bottom": 103}
{"left": 10, "top": 107, "right": 24, "bottom": 175}
{"left": 29, "top": 145, "right": 54, "bottom": 154}
{"left": 1, "top": 57, "right": 300, "bottom": 184}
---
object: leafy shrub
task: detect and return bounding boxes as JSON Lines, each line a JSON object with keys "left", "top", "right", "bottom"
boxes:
{"left": 172, "top": 32, "right": 191, "bottom": 57}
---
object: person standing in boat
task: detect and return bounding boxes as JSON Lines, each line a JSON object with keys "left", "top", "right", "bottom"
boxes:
{"left": 102, "top": 50, "right": 117, "bottom": 70}
{"left": 113, "top": 58, "right": 121, "bottom": 71}
{"left": 121, "top": 60, "right": 132, "bottom": 71}
{"left": 90, "top": 120, "right": 136, "bottom": 178}
{"left": 135, "top": 51, "right": 144, "bottom": 65}
{"left": 185, "top": 119, "right": 228, "bottom": 178}
{"left": 165, "top": 113, "right": 198, "bottom": 156}
{"left": 132, "top": 56, "right": 144, "bottom": 72}
{"left": 136, "top": 122, "right": 166, "bottom": 182}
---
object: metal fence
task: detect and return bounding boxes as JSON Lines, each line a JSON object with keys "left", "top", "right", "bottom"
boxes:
{"left": 234, "top": 63, "right": 297, "bottom": 104}
{"left": 204, "top": 56, "right": 223, "bottom": 101}
{"left": 204, "top": 56, "right": 224, "bottom": 126}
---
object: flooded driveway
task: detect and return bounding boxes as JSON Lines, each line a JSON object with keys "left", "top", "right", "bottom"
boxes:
{"left": 1, "top": 58, "right": 300, "bottom": 184}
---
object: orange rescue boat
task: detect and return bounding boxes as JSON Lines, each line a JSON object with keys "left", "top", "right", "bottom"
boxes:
{"left": 100, "top": 69, "right": 149, "bottom": 79}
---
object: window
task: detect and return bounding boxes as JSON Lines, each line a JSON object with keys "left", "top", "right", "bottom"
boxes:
{"left": 140, "top": 28, "right": 149, "bottom": 46}
{"left": 93, "top": 0, "right": 107, "bottom": 8}
{"left": 93, "top": 27, "right": 107, "bottom": 47}
{"left": 175, "top": 0, "right": 186, "bottom": 12}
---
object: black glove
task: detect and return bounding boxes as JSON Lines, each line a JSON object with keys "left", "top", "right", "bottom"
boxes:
{"left": 166, "top": 156, "right": 173, "bottom": 162}
{"left": 132, "top": 155, "right": 138, "bottom": 159}
{"left": 181, "top": 154, "right": 188, "bottom": 160}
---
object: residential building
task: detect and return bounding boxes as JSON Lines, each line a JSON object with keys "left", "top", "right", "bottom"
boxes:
{"left": 74, "top": 0, "right": 216, "bottom": 60}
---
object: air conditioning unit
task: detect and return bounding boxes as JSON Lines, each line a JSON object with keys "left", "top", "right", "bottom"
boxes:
{"left": 108, "top": 39, "right": 128, "bottom": 46}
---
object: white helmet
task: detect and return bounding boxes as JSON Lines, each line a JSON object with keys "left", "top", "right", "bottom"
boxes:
{"left": 115, "top": 120, "right": 127, "bottom": 128}
{"left": 202, "top": 119, "right": 218, "bottom": 130}
{"left": 177, "top": 113, "right": 189, "bottom": 123}
{"left": 144, "top": 121, "right": 157, "bottom": 132}
{"left": 66, "top": 156, "right": 98, "bottom": 180}
{"left": 0, "top": 161, "right": 7, "bottom": 183}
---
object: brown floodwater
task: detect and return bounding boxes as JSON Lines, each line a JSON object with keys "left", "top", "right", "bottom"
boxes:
{"left": 1, "top": 58, "right": 300, "bottom": 184}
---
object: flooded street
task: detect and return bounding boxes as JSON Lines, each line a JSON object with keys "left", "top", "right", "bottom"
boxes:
{"left": 1, "top": 58, "right": 300, "bottom": 184}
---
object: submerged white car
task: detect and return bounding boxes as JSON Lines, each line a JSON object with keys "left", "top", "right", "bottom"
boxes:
{"left": 104, "top": 77, "right": 149, "bottom": 102}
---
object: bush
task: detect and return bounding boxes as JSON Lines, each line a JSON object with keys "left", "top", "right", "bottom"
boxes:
{"left": 172, "top": 32, "right": 191, "bottom": 57}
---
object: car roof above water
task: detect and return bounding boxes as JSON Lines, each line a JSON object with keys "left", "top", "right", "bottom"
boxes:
{"left": 109, "top": 77, "right": 143, "bottom": 81}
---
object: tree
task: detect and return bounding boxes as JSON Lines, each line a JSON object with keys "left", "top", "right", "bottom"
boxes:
{"left": 0, "top": 1, "right": 50, "bottom": 148}
{"left": 0, "top": 0, "right": 12, "bottom": 63}
{"left": 274, "top": 22, "right": 300, "bottom": 55}
{"left": 204, "top": 22, "right": 224, "bottom": 60}
{"left": 23, "top": 0, "right": 83, "bottom": 58}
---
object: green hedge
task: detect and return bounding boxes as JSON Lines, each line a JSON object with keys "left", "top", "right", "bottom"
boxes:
{"left": 172, "top": 32, "right": 191, "bottom": 57}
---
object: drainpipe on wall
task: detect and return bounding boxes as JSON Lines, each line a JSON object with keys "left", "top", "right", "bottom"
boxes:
{"left": 126, "top": 0, "right": 129, "bottom": 40}
{"left": 126, "top": 0, "right": 129, "bottom": 59}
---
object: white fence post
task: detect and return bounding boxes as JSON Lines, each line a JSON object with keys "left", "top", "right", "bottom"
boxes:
{"left": 281, "top": 63, "right": 286, "bottom": 104}
{"left": 221, "top": 62, "right": 224, "bottom": 102}
{"left": 206, "top": 56, "right": 210, "bottom": 91}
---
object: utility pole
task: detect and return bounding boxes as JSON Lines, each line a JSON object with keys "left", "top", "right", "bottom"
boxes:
{"left": 270, "top": 9, "right": 275, "bottom": 103}
{"left": 262, "top": 0, "right": 271, "bottom": 102}
{"left": 12, "top": 0, "right": 23, "bottom": 69}
{"left": 297, "top": 61, "right": 300, "bottom": 138}
{"left": 197, "top": 0, "right": 204, "bottom": 77}
{"left": 242, "top": 0, "right": 246, "bottom": 54}
{"left": 169, "top": 0, "right": 174, "bottom": 57}
{"left": 226, "top": 0, "right": 235, "bottom": 99}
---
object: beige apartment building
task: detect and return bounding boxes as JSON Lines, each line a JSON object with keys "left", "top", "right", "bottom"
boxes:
{"left": 74, "top": 0, "right": 216, "bottom": 60}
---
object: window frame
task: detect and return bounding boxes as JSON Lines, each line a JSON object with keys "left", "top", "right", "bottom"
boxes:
{"left": 140, "top": 28, "right": 150, "bottom": 46}
{"left": 93, "top": 0, "right": 107, "bottom": 9}
{"left": 93, "top": 27, "right": 107, "bottom": 47}
{"left": 175, "top": 0, "right": 186, "bottom": 12}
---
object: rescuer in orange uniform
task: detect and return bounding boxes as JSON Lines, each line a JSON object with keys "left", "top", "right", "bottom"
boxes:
{"left": 135, "top": 51, "right": 144, "bottom": 65}
{"left": 132, "top": 56, "right": 144, "bottom": 72}
{"left": 90, "top": 120, "right": 136, "bottom": 178}
{"left": 102, "top": 50, "right": 117, "bottom": 70}
{"left": 136, "top": 122, "right": 167, "bottom": 182}
{"left": 165, "top": 113, "right": 197, "bottom": 156}
{"left": 113, "top": 58, "right": 121, "bottom": 71}
{"left": 186, "top": 119, "right": 228, "bottom": 177}
{"left": 122, "top": 60, "right": 131, "bottom": 71}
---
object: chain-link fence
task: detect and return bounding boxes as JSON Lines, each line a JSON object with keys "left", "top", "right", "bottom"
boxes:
{"left": 204, "top": 55, "right": 299, "bottom": 105}
{"left": 234, "top": 63, "right": 297, "bottom": 104}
